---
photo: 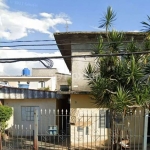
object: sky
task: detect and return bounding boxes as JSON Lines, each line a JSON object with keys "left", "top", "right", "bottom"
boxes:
{"left": 0, "top": 0, "right": 150, "bottom": 75}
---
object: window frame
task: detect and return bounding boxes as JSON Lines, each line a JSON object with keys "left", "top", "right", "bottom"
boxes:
{"left": 21, "top": 106, "right": 39, "bottom": 121}
{"left": 39, "top": 81, "right": 45, "bottom": 88}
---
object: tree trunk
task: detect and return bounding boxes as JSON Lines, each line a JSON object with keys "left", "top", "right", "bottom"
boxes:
{"left": 110, "top": 110, "right": 115, "bottom": 150}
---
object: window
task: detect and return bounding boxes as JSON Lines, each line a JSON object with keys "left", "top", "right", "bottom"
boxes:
{"left": 4, "top": 81, "right": 8, "bottom": 85}
{"left": 77, "top": 126, "right": 84, "bottom": 132}
{"left": 99, "top": 110, "right": 110, "bottom": 128}
{"left": 86, "top": 126, "right": 89, "bottom": 135}
{"left": 21, "top": 106, "right": 39, "bottom": 121}
{"left": 39, "top": 81, "right": 45, "bottom": 88}
{"left": 99, "top": 110, "right": 105, "bottom": 128}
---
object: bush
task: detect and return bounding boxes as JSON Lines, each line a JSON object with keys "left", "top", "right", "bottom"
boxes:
{"left": 0, "top": 105, "right": 12, "bottom": 122}
{"left": 0, "top": 105, "right": 12, "bottom": 132}
{"left": 67, "top": 77, "right": 72, "bottom": 86}
{"left": 38, "top": 86, "right": 50, "bottom": 91}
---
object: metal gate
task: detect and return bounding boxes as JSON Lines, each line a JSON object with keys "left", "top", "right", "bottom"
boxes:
{"left": 0, "top": 108, "right": 150, "bottom": 150}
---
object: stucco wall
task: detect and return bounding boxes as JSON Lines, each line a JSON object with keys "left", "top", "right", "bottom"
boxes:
{"left": 70, "top": 94, "right": 144, "bottom": 147}
{"left": 56, "top": 73, "right": 71, "bottom": 90}
{"left": 32, "top": 68, "right": 70, "bottom": 90}
{"left": 115, "top": 108, "right": 144, "bottom": 144}
{"left": 4, "top": 98, "right": 56, "bottom": 135}
{"left": 32, "top": 68, "right": 57, "bottom": 77}
{"left": 70, "top": 94, "right": 110, "bottom": 147}
{"left": 3, "top": 79, "right": 56, "bottom": 91}
{"left": 71, "top": 42, "right": 95, "bottom": 91}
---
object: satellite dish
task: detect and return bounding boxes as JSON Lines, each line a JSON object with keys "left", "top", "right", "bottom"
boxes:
{"left": 40, "top": 59, "right": 54, "bottom": 68}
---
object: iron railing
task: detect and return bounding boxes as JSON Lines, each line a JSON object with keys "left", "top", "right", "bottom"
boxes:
{"left": 0, "top": 108, "right": 149, "bottom": 150}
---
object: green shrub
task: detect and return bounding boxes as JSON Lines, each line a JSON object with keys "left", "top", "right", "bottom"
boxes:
{"left": 0, "top": 122, "right": 8, "bottom": 133}
{"left": 0, "top": 105, "right": 12, "bottom": 122}
{"left": 38, "top": 86, "right": 50, "bottom": 91}
{"left": 67, "top": 77, "right": 72, "bottom": 86}
{"left": 0, "top": 105, "right": 12, "bottom": 132}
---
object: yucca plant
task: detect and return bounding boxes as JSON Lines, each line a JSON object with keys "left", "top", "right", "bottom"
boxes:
{"left": 108, "top": 30, "right": 124, "bottom": 52}
{"left": 141, "top": 15, "right": 150, "bottom": 40}
{"left": 99, "top": 6, "right": 116, "bottom": 38}
{"left": 141, "top": 15, "right": 150, "bottom": 32}
{"left": 85, "top": 6, "right": 150, "bottom": 149}
{"left": 112, "top": 86, "right": 134, "bottom": 115}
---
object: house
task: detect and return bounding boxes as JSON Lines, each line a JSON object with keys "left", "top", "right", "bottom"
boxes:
{"left": 54, "top": 32, "right": 146, "bottom": 147}
{"left": 0, "top": 68, "right": 71, "bottom": 136}
{"left": 0, "top": 86, "right": 70, "bottom": 136}
{"left": 0, "top": 68, "right": 71, "bottom": 91}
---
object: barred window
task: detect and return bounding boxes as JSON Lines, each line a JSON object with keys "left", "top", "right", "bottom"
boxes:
{"left": 99, "top": 110, "right": 110, "bottom": 128}
{"left": 77, "top": 126, "right": 84, "bottom": 132}
{"left": 21, "top": 106, "right": 39, "bottom": 121}
{"left": 86, "top": 126, "right": 89, "bottom": 135}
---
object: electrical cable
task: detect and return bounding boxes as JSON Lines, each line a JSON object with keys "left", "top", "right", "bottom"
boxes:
{"left": 1, "top": 48, "right": 150, "bottom": 52}
{"left": 0, "top": 33, "right": 147, "bottom": 43}
{"left": 0, "top": 50, "right": 150, "bottom": 63}
{"left": 0, "top": 40, "right": 149, "bottom": 47}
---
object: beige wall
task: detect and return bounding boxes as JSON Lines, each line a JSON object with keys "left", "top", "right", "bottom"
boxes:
{"left": 56, "top": 73, "right": 71, "bottom": 90}
{"left": 32, "top": 68, "right": 57, "bottom": 77}
{"left": 70, "top": 94, "right": 109, "bottom": 147}
{"left": 70, "top": 94, "right": 94, "bottom": 108}
{"left": 32, "top": 68, "right": 71, "bottom": 91}
{"left": 4, "top": 98, "right": 56, "bottom": 135}
{"left": 116, "top": 108, "right": 144, "bottom": 144}
{"left": 70, "top": 94, "right": 144, "bottom": 147}
{"left": 3, "top": 79, "right": 56, "bottom": 91}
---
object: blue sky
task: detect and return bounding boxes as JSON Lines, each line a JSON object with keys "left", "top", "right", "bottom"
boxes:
{"left": 0, "top": 0, "right": 150, "bottom": 75}
{"left": 5, "top": 0, "right": 150, "bottom": 34}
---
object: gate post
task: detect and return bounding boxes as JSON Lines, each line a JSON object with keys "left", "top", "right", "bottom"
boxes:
{"left": 143, "top": 109, "right": 149, "bottom": 150}
{"left": 0, "top": 131, "right": 2, "bottom": 150}
{"left": 34, "top": 109, "right": 38, "bottom": 150}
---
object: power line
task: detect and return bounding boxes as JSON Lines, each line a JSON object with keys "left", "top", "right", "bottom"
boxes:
{"left": 0, "top": 48, "right": 60, "bottom": 51}
{"left": 0, "top": 43, "right": 58, "bottom": 47}
{"left": 0, "top": 39, "right": 56, "bottom": 43}
{"left": 1, "top": 48, "right": 150, "bottom": 52}
{"left": 0, "top": 50, "right": 150, "bottom": 63}
{"left": 0, "top": 38, "right": 145, "bottom": 43}
{"left": 0, "top": 40, "right": 148, "bottom": 47}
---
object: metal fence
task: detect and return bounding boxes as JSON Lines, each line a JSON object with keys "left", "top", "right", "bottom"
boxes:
{"left": 0, "top": 108, "right": 150, "bottom": 150}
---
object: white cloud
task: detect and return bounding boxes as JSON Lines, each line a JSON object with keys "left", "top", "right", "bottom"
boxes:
{"left": 0, "top": 0, "right": 71, "bottom": 75}
{"left": 0, "top": 49, "right": 70, "bottom": 75}
{"left": 0, "top": 0, "right": 72, "bottom": 40}
{"left": 128, "top": 30, "right": 140, "bottom": 32}
{"left": 40, "top": 13, "right": 53, "bottom": 18}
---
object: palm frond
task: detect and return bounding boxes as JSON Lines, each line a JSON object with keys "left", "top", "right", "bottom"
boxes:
{"left": 92, "top": 36, "right": 104, "bottom": 54}
{"left": 90, "top": 77, "right": 115, "bottom": 108}
{"left": 84, "top": 63, "right": 98, "bottom": 85}
{"left": 108, "top": 30, "right": 124, "bottom": 51}
{"left": 141, "top": 15, "right": 150, "bottom": 32}
{"left": 113, "top": 86, "right": 134, "bottom": 113}
{"left": 99, "top": 6, "right": 116, "bottom": 31}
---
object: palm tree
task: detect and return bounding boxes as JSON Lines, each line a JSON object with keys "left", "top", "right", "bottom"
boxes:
{"left": 141, "top": 15, "right": 150, "bottom": 32}
{"left": 85, "top": 7, "right": 150, "bottom": 149}
{"left": 85, "top": 33, "right": 150, "bottom": 149}
{"left": 99, "top": 6, "right": 116, "bottom": 39}
{"left": 141, "top": 15, "right": 150, "bottom": 40}
{"left": 85, "top": 6, "right": 150, "bottom": 149}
